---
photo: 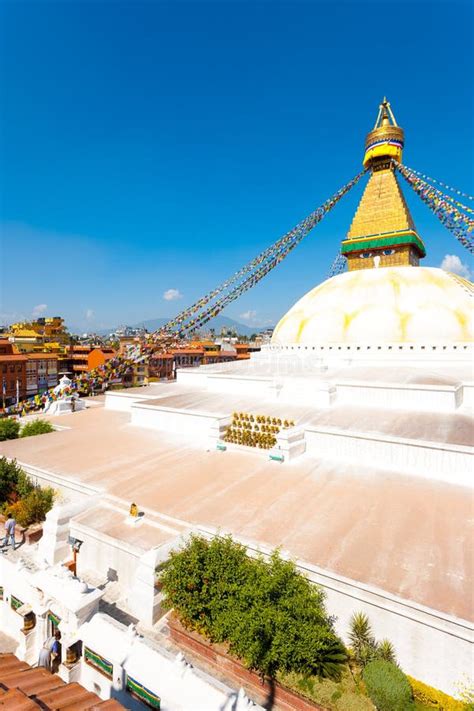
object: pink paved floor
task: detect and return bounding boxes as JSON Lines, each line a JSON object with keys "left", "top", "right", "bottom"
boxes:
{"left": 1, "top": 406, "right": 472, "bottom": 620}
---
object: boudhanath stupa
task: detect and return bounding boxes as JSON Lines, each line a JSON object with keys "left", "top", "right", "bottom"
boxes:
{"left": 0, "top": 100, "right": 472, "bottom": 702}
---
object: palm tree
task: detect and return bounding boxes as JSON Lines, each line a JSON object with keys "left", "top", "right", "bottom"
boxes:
{"left": 348, "top": 612, "right": 377, "bottom": 667}
{"left": 377, "top": 638, "right": 397, "bottom": 664}
{"left": 349, "top": 613, "right": 374, "bottom": 651}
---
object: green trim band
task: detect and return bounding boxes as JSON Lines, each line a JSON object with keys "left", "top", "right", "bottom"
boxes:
{"left": 341, "top": 233, "right": 426, "bottom": 257}
{"left": 126, "top": 675, "right": 161, "bottom": 709}
{"left": 84, "top": 647, "right": 113, "bottom": 678}
{"left": 48, "top": 611, "right": 61, "bottom": 627}
{"left": 11, "top": 595, "right": 24, "bottom": 611}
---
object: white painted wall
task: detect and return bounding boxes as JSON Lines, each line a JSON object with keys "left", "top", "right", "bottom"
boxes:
{"left": 304, "top": 426, "right": 473, "bottom": 486}
{"left": 78, "top": 613, "right": 263, "bottom": 711}
{"left": 335, "top": 381, "right": 462, "bottom": 412}
{"left": 130, "top": 403, "right": 218, "bottom": 440}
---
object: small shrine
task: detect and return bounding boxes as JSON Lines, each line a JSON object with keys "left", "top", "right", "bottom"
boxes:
{"left": 43, "top": 375, "right": 86, "bottom": 416}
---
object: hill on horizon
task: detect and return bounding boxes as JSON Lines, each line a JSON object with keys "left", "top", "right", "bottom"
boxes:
{"left": 132, "top": 314, "right": 268, "bottom": 336}
{"left": 89, "top": 314, "right": 271, "bottom": 337}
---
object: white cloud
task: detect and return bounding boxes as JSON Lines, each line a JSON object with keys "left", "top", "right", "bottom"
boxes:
{"left": 163, "top": 288, "right": 183, "bottom": 301}
{"left": 85, "top": 309, "right": 94, "bottom": 320}
{"left": 440, "top": 254, "right": 471, "bottom": 279}
{"left": 32, "top": 303, "right": 47, "bottom": 317}
{"left": 239, "top": 310, "right": 257, "bottom": 322}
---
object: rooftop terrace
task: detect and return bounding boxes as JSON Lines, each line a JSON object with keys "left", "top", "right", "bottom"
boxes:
{"left": 1, "top": 404, "right": 472, "bottom": 620}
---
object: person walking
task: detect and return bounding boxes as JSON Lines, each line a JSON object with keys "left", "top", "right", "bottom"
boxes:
{"left": 1, "top": 513, "right": 16, "bottom": 551}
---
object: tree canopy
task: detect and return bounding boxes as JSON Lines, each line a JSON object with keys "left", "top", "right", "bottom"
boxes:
{"left": 160, "top": 534, "right": 346, "bottom": 680}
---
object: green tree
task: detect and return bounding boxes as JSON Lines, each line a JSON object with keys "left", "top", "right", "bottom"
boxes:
{"left": 363, "top": 660, "right": 414, "bottom": 711}
{"left": 160, "top": 535, "right": 347, "bottom": 682}
{"left": 0, "top": 457, "right": 22, "bottom": 503}
{"left": 20, "top": 419, "right": 54, "bottom": 438}
{"left": 16, "top": 470, "right": 34, "bottom": 498}
{"left": 0, "top": 418, "right": 20, "bottom": 441}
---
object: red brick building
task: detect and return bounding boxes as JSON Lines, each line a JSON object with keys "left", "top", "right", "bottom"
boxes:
{"left": 0, "top": 339, "right": 27, "bottom": 407}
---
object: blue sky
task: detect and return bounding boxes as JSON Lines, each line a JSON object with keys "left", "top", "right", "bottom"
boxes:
{"left": 1, "top": 0, "right": 472, "bottom": 332}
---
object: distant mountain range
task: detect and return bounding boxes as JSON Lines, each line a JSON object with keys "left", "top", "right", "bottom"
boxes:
{"left": 92, "top": 314, "right": 270, "bottom": 337}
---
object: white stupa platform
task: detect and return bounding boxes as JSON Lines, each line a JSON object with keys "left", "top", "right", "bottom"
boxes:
{"left": 101, "top": 353, "right": 473, "bottom": 485}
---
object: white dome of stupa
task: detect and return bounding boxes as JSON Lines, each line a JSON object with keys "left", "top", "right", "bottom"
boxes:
{"left": 271, "top": 266, "right": 473, "bottom": 346}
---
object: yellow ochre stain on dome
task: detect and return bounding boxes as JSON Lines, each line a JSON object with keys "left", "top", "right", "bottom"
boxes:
{"left": 342, "top": 310, "right": 361, "bottom": 334}
{"left": 295, "top": 318, "right": 309, "bottom": 343}
{"left": 397, "top": 311, "right": 412, "bottom": 341}
{"left": 454, "top": 309, "right": 472, "bottom": 340}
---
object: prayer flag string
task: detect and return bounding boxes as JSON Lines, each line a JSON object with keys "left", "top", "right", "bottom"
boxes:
{"left": 395, "top": 162, "right": 474, "bottom": 254}
{"left": 162, "top": 169, "right": 366, "bottom": 337}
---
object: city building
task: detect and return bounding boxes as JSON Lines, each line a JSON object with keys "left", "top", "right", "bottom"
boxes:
{"left": 25, "top": 353, "right": 59, "bottom": 397}
{"left": 0, "top": 339, "right": 27, "bottom": 407}
{"left": 6, "top": 328, "right": 44, "bottom": 353}
{"left": 8, "top": 317, "right": 70, "bottom": 350}
{"left": 148, "top": 353, "right": 175, "bottom": 381}
{"left": 62, "top": 345, "right": 116, "bottom": 377}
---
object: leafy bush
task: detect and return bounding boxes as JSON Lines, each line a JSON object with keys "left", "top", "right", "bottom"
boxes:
{"left": 408, "top": 675, "right": 467, "bottom": 710}
{"left": 15, "top": 470, "right": 34, "bottom": 499}
{"left": 160, "top": 534, "right": 347, "bottom": 680}
{"left": 0, "top": 457, "right": 54, "bottom": 526}
{"left": 7, "top": 486, "right": 55, "bottom": 527}
{"left": 0, "top": 457, "right": 23, "bottom": 503}
{"left": 0, "top": 418, "right": 20, "bottom": 441}
{"left": 363, "top": 660, "right": 414, "bottom": 710}
{"left": 20, "top": 419, "right": 54, "bottom": 438}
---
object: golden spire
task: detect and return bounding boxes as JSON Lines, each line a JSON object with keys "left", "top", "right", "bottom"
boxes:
{"left": 363, "top": 97, "right": 404, "bottom": 169}
{"left": 340, "top": 99, "right": 425, "bottom": 271}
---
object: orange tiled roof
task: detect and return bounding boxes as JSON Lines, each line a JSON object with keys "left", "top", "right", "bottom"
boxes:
{"left": 0, "top": 653, "right": 125, "bottom": 710}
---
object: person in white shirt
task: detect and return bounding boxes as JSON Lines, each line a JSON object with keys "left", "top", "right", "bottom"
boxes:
{"left": 1, "top": 513, "right": 16, "bottom": 550}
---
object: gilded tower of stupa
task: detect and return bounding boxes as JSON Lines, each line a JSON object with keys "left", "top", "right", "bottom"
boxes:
{"left": 342, "top": 98, "right": 426, "bottom": 271}
{"left": 271, "top": 98, "right": 473, "bottom": 347}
